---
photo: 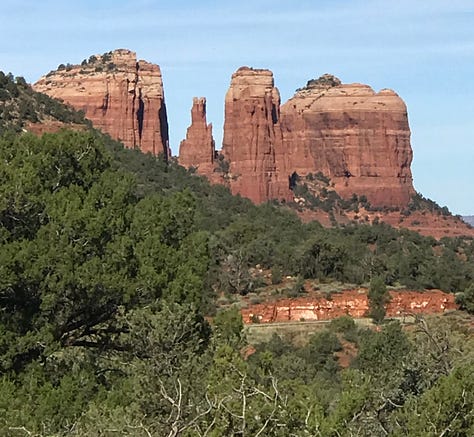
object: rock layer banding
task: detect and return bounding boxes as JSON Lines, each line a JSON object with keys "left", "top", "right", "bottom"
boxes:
{"left": 280, "top": 76, "right": 415, "bottom": 207}
{"left": 34, "top": 49, "right": 170, "bottom": 158}
{"left": 35, "top": 53, "right": 416, "bottom": 208}
{"left": 241, "top": 289, "right": 457, "bottom": 324}
{"left": 220, "top": 67, "right": 293, "bottom": 203}
{"left": 180, "top": 71, "right": 415, "bottom": 208}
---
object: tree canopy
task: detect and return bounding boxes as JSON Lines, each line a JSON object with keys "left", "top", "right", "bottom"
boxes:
{"left": 0, "top": 125, "right": 473, "bottom": 435}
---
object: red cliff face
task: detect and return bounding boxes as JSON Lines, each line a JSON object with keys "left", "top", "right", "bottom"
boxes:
{"left": 179, "top": 71, "right": 415, "bottom": 208}
{"left": 241, "top": 289, "right": 457, "bottom": 324}
{"left": 178, "top": 97, "right": 216, "bottom": 176}
{"left": 34, "top": 49, "right": 170, "bottom": 158}
{"left": 280, "top": 75, "right": 415, "bottom": 207}
{"left": 221, "top": 67, "right": 293, "bottom": 203}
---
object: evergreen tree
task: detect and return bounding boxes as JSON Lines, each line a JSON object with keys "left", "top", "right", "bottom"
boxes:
{"left": 367, "top": 276, "right": 391, "bottom": 324}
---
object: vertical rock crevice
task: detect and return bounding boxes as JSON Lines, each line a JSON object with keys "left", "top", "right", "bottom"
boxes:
{"left": 220, "top": 67, "right": 292, "bottom": 203}
{"left": 159, "top": 101, "right": 170, "bottom": 159}
{"left": 136, "top": 89, "right": 145, "bottom": 144}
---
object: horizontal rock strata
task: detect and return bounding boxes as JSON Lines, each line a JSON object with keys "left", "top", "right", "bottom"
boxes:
{"left": 34, "top": 49, "right": 170, "bottom": 158}
{"left": 280, "top": 76, "right": 415, "bottom": 207}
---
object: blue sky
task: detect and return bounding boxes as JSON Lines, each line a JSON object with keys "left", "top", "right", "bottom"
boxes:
{"left": 1, "top": 0, "right": 473, "bottom": 214}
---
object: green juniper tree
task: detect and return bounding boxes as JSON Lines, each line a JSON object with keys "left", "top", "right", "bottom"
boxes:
{"left": 367, "top": 276, "right": 391, "bottom": 324}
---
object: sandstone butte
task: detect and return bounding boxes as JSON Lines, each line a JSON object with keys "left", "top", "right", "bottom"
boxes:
{"left": 219, "top": 67, "right": 293, "bottom": 203}
{"left": 280, "top": 75, "right": 415, "bottom": 207}
{"left": 179, "top": 69, "right": 415, "bottom": 208}
{"left": 34, "top": 49, "right": 170, "bottom": 158}
{"left": 31, "top": 53, "right": 473, "bottom": 237}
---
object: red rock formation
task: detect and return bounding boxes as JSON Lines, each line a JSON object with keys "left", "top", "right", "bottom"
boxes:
{"left": 34, "top": 49, "right": 170, "bottom": 158}
{"left": 188, "top": 70, "right": 415, "bottom": 208}
{"left": 221, "top": 67, "right": 292, "bottom": 203}
{"left": 241, "top": 289, "right": 457, "bottom": 324}
{"left": 280, "top": 75, "right": 415, "bottom": 207}
{"left": 178, "top": 97, "right": 216, "bottom": 174}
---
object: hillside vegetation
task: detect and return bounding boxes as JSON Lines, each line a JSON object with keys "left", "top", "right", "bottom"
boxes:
{"left": 0, "top": 78, "right": 474, "bottom": 435}
{"left": 0, "top": 71, "right": 88, "bottom": 134}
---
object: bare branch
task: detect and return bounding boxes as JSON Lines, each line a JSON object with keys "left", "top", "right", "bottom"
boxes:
{"left": 8, "top": 427, "right": 33, "bottom": 436}
{"left": 126, "top": 422, "right": 153, "bottom": 437}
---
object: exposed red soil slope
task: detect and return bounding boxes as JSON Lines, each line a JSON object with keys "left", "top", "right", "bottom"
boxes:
{"left": 24, "top": 120, "right": 87, "bottom": 135}
{"left": 297, "top": 208, "right": 474, "bottom": 239}
{"left": 371, "top": 210, "right": 474, "bottom": 239}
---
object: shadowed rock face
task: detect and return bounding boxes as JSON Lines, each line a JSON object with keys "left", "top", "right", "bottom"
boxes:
{"left": 280, "top": 77, "right": 415, "bottom": 207}
{"left": 34, "top": 49, "right": 170, "bottom": 159}
{"left": 178, "top": 97, "right": 215, "bottom": 174}
{"left": 220, "top": 67, "right": 293, "bottom": 203}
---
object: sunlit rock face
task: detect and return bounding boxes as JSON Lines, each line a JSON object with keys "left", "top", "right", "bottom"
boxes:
{"left": 241, "top": 289, "right": 457, "bottom": 323}
{"left": 178, "top": 97, "right": 216, "bottom": 174}
{"left": 280, "top": 75, "right": 415, "bottom": 207}
{"left": 220, "top": 67, "right": 293, "bottom": 204}
{"left": 34, "top": 49, "right": 170, "bottom": 158}
{"left": 182, "top": 71, "right": 415, "bottom": 208}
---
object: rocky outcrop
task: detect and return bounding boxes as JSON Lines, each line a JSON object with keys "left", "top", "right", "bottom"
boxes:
{"left": 280, "top": 75, "right": 415, "bottom": 207}
{"left": 179, "top": 71, "right": 415, "bottom": 208}
{"left": 34, "top": 49, "right": 170, "bottom": 158}
{"left": 178, "top": 97, "right": 216, "bottom": 175}
{"left": 221, "top": 67, "right": 292, "bottom": 203}
{"left": 241, "top": 289, "right": 457, "bottom": 323}
{"left": 31, "top": 53, "right": 436, "bottom": 214}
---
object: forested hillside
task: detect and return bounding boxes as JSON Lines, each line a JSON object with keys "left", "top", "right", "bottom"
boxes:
{"left": 0, "top": 73, "right": 474, "bottom": 435}
{"left": 0, "top": 72, "right": 88, "bottom": 134}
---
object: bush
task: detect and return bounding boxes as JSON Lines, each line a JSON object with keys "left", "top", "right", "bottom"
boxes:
{"left": 367, "top": 276, "right": 390, "bottom": 324}
{"left": 271, "top": 266, "right": 283, "bottom": 285}
{"left": 292, "top": 276, "right": 306, "bottom": 294}
{"left": 456, "top": 284, "right": 474, "bottom": 314}
{"left": 329, "top": 315, "right": 356, "bottom": 333}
